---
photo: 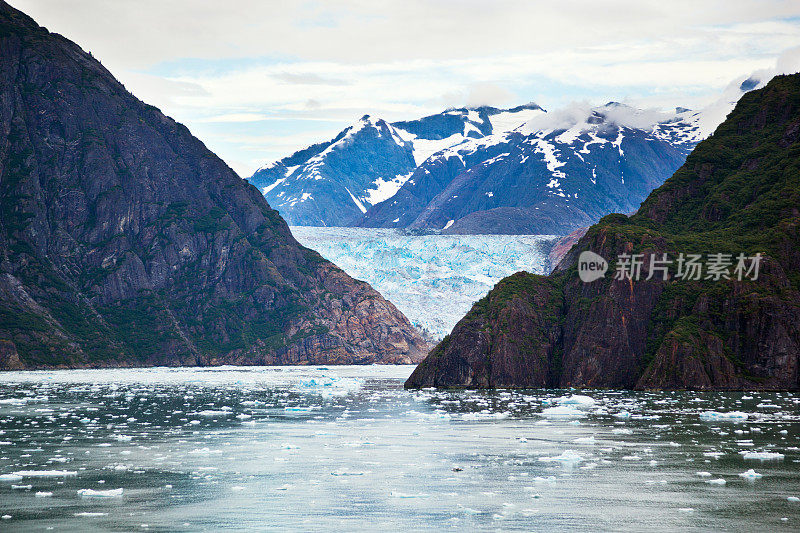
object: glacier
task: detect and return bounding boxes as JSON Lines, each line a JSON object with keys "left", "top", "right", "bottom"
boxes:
{"left": 290, "top": 227, "right": 556, "bottom": 340}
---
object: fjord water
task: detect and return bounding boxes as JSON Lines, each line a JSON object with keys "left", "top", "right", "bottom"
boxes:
{"left": 0, "top": 367, "right": 798, "bottom": 532}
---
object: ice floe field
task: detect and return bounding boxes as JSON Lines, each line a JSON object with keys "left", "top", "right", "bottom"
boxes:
{"left": 0, "top": 366, "right": 798, "bottom": 531}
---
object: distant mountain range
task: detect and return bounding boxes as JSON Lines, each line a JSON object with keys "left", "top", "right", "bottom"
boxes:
{"left": 249, "top": 81, "right": 766, "bottom": 234}
{"left": 249, "top": 104, "right": 544, "bottom": 227}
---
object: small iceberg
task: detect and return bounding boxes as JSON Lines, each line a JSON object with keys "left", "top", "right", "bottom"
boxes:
{"left": 331, "top": 470, "right": 369, "bottom": 476}
{"left": 193, "top": 410, "right": 230, "bottom": 417}
{"left": 538, "top": 450, "right": 584, "bottom": 465}
{"left": 78, "top": 488, "right": 123, "bottom": 498}
{"left": 741, "top": 451, "right": 784, "bottom": 461}
{"left": 738, "top": 469, "right": 763, "bottom": 480}
{"left": 0, "top": 474, "right": 23, "bottom": 482}
{"left": 699, "top": 411, "right": 749, "bottom": 422}
{"left": 541, "top": 406, "right": 584, "bottom": 419}
{"left": 706, "top": 478, "right": 726, "bottom": 486}
{"left": 554, "top": 395, "right": 596, "bottom": 409}
{"left": 12, "top": 470, "right": 76, "bottom": 478}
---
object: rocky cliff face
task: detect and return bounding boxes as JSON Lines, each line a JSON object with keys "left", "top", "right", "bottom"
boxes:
{"left": 0, "top": 2, "right": 428, "bottom": 369}
{"left": 406, "top": 73, "right": 800, "bottom": 390}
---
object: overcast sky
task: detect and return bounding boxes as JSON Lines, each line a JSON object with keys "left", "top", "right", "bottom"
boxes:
{"left": 10, "top": 0, "right": 800, "bottom": 176}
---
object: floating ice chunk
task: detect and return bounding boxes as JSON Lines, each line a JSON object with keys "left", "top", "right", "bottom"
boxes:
{"left": 11, "top": 484, "right": 32, "bottom": 490}
{"left": 0, "top": 474, "right": 23, "bottom": 482}
{"left": 555, "top": 395, "right": 596, "bottom": 409}
{"left": 706, "top": 478, "right": 726, "bottom": 485}
{"left": 74, "top": 512, "right": 109, "bottom": 517}
{"left": 611, "top": 428, "right": 632, "bottom": 435}
{"left": 788, "top": 496, "right": 799, "bottom": 502}
{"left": 703, "top": 452, "right": 724, "bottom": 459}
{"left": 12, "top": 470, "right": 76, "bottom": 477}
{"left": 188, "top": 447, "right": 220, "bottom": 455}
{"left": 194, "top": 410, "right": 229, "bottom": 417}
{"left": 622, "top": 455, "right": 641, "bottom": 461}
{"left": 738, "top": 469, "right": 763, "bottom": 479}
{"left": 678, "top": 508, "right": 694, "bottom": 513}
{"left": 538, "top": 450, "right": 584, "bottom": 465}
{"left": 741, "top": 451, "right": 784, "bottom": 461}
{"left": 391, "top": 491, "right": 430, "bottom": 498}
{"left": 78, "top": 488, "right": 123, "bottom": 498}
{"left": 462, "top": 411, "right": 509, "bottom": 420}
{"left": 35, "top": 491, "right": 53, "bottom": 497}
{"left": 613, "top": 411, "right": 631, "bottom": 419}
{"left": 699, "top": 411, "right": 749, "bottom": 422}
{"left": 696, "top": 472, "right": 712, "bottom": 477}
{"left": 0, "top": 398, "right": 27, "bottom": 405}
{"left": 541, "top": 406, "right": 584, "bottom": 418}
{"left": 573, "top": 436, "right": 596, "bottom": 444}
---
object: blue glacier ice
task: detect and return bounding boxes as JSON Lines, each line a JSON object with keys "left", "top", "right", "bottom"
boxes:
{"left": 290, "top": 227, "right": 556, "bottom": 339}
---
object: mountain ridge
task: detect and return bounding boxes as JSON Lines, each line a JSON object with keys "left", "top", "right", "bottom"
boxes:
{"left": 0, "top": 1, "right": 428, "bottom": 369}
{"left": 249, "top": 104, "right": 547, "bottom": 227}
{"left": 405, "top": 72, "right": 800, "bottom": 390}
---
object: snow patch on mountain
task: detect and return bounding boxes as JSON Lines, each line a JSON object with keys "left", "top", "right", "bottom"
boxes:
{"left": 364, "top": 171, "right": 414, "bottom": 205}
{"left": 489, "top": 106, "right": 546, "bottom": 133}
{"left": 394, "top": 129, "right": 467, "bottom": 166}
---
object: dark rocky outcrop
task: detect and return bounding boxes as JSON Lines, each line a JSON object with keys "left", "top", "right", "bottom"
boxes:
{"left": 406, "top": 73, "right": 800, "bottom": 390}
{"left": 546, "top": 227, "right": 588, "bottom": 272}
{"left": 0, "top": 2, "right": 428, "bottom": 369}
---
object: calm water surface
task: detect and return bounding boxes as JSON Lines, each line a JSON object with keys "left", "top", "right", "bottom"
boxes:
{"left": 0, "top": 366, "right": 798, "bottom": 531}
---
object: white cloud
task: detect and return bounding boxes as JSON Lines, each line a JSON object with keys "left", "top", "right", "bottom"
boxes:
{"left": 9, "top": 0, "right": 800, "bottom": 175}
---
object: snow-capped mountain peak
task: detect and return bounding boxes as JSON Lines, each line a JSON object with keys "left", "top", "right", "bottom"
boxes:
{"left": 250, "top": 103, "right": 545, "bottom": 226}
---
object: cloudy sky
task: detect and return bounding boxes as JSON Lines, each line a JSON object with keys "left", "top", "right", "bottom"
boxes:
{"left": 10, "top": 0, "right": 800, "bottom": 176}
